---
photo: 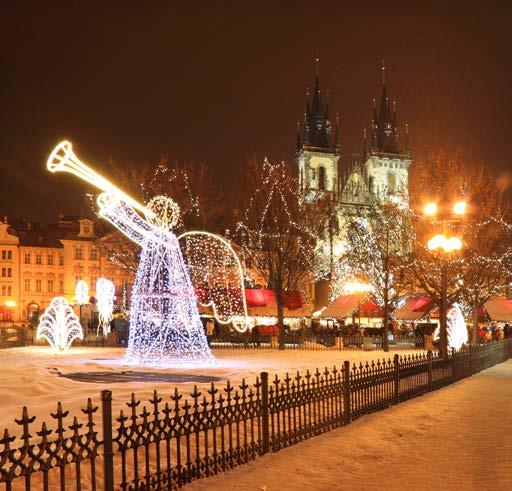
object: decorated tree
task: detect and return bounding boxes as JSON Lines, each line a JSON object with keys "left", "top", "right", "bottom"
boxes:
{"left": 339, "top": 201, "right": 414, "bottom": 351}
{"left": 409, "top": 151, "right": 512, "bottom": 349}
{"left": 96, "top": 155, "right": 227, "bottom": 274}
{"left": 236, "top": 159, "right": 317, "bottom": 349}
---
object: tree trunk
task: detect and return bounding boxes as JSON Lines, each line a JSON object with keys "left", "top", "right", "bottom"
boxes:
{"left": 472, "top": 306, "right": 479, "bottom": 345}
{"left": 382, "top": 297, "right": 389, "bottom": 352}
{"left": 277, "top": 300, "right": 285, "bottom": 350}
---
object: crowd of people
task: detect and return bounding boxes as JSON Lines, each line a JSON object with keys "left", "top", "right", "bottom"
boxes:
{"left": 477, "top": 322, "right": 510, "bottom": 343}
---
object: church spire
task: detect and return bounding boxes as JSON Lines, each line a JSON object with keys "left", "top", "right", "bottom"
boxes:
{"left": 298, "top": 57, "right": 337, "bottom": 152}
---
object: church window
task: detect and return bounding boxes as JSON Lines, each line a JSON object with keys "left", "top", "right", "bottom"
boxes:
{"left": 311, "top": 168, "right": 316, "bottom": 180}
{"left": 387, "top": 172, "right": 396, "bottom": 194}
{"left": 318, "top": 166, "right": 326, "bottom": 191}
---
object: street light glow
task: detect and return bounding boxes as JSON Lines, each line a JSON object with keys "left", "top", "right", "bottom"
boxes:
{"left": 423, "top": 203, "right": 437, "bottom": 216}
{"left": 344, "top": 281, "right": 373, "bottom": 294}
{"left": 427, "top": 234, "right": 462, "bottom": 252}
{"left": 4, "top": 300, "right": 16, "bottom": 308}
{"left": 453, "top": 201, "right": 467, "bottom": 215}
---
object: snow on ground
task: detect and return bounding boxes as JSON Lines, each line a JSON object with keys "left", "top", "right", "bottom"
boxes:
{"left": 0, "top": 346, "right": 422, "bottom": 434}
{"left": 188, "top": 359, "right": 512, "bottom": 491}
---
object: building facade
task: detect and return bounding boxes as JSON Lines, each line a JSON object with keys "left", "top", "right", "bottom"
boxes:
{"left": 0, "top": 215, "right": 133, "bottom": 324}
{"left": 296, "top": 64, "right": 412, "bottom": 275}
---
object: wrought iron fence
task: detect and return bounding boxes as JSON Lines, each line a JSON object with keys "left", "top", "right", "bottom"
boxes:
{"left": 0, "top": 339, "right": 510, "bottom": 490}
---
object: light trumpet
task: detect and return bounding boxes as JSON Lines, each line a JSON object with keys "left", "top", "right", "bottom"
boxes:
{"left": 47, "top": 140, "right": 154, "bottom": 217}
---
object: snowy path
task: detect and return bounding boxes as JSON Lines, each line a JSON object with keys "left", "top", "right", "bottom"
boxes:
{"left": 0, "top": 346, "right": 423, "bottom": 433}
{"left": 188, "top": 359, "right": 512, "bottom": 491}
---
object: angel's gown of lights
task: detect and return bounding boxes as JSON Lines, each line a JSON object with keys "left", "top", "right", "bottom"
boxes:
{"left": 100, "top": 200, "right": 215, "bottom": 366}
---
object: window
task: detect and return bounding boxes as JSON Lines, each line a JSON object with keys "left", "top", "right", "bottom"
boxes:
{"left": 83, "top": 224, "right": 91, "bottom": 234}
{"left": 1, "top": 250, "right": 12, "bottom": 260}
{"left": 1, "top": 268, "right": 12, "bottom": 278}
{"left": 24, "top": 253, "right": 31, "bottom": 264}
{"left": 1, "top": 286, "right": 5, "bottom": 296}
{"left": 35, "top": 279, "right": 42, "bottom": 293}
{"left": 311, "top": 168, "right": 316, "bottom": 180}
{"left": 47, "top": 253, "right": 54, "bottom": 265}
{"left": 75, "top": 247, "right": 83, "bottom": 260}
{"left": 7, "top": 286, "right": 11, "bottom": 296}
{"left": 90, "top": 248, "right": 98, "bottom": 261}
{"left": 387, "top": 171, "right": 396, "bottom": 194}
{"left": 24, "top": 278, "right": 30, "bottom": 292}
{"left": 75, "top": 275, "right": 82, "bottom": 283}
{"left": 47, "top": 279, "right": 54, "bottom": 293}
{"left": 35, "top": 252, "right": 42, "bottom": 265}
{"left": 318, "top": 166, "right": 326, "bottom": 191}
{"left": 59, "top": 280, "right": 64, "bottom": 292}
{"left": 59, "top": 254, "right": 64, "bottom": 266}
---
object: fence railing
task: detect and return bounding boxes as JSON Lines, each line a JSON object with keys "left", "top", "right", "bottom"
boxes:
{"left": 210, "top": 330, "right": 424, "bottom": 351}
{"left": 0, "top": 339, "right": 510, "bottom": 490}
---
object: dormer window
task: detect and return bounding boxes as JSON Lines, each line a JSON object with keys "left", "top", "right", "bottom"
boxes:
{"left": 79, "top": 220, "right": 94, "bottom": 237}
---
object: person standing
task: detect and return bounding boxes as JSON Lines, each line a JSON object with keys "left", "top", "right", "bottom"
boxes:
{"left": 206, "top": 318, "right": 215, "bottom": 346}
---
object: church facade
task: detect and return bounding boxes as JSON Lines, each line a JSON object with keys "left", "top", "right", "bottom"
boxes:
{"left": 296, "top": 64, "right": 412, "bottom": 275}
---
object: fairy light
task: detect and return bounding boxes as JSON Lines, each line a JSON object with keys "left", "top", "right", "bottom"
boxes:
{"left": 36, "top": 297, "right": 84, "bottom": 351}
{"left": 97, "top": 192, "right": 215, "bottom": 366}
{"left": 96, "top": 278, "right": 115, "bottom": 336}
{"left": 179, "top": 231, "right": 248, "bottom": 331}
{"left": 433, "top": 303, "right": 467, "bottom": 350}
{"left": 75, "top": 280, "right": 89, "bottom": 305}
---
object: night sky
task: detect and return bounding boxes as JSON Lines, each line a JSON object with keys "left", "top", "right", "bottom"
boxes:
{"left": 1, "top": 1, "right": 511, "bottom": 222}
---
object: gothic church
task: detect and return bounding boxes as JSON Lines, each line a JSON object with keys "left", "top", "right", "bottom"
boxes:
{"left": 296, "top": 63, "right": 412, "bottom": 263}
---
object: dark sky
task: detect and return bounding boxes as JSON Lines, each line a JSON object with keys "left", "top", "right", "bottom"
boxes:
{"left": 1, "top": 1, "right": 511, "bottom": 222}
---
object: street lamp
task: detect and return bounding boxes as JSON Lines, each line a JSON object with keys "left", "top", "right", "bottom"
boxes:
{"left": 423, "top": 201, "right": 465, "bottom": 359}
{"left": 75, "top": 280, "right": 89, "bottom": 331}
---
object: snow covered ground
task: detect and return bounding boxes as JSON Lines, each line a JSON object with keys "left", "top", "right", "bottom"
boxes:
{"left": 187, "top": 359, "right": 512, "bottom": 491}
{"left": 0, "top": 346, "right": 422, "bottom": 434}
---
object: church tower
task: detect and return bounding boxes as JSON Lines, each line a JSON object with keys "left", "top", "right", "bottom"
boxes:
{"left": 363, "top": 63, "right": 412, "bottom": 205}
{"left": 296, "top": 60, "right": 340, "bottom": 199}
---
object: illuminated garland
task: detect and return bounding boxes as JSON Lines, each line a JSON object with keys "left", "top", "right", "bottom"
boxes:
{"left": 178, "top": 231, "right": 248, "bottom": 331}
{"left": 37, "top": 297, "right": 84, "bottom": 351}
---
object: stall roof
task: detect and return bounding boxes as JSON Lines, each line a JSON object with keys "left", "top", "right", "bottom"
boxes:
{"left": 393, "top": 297, "right": 435, "bottom": 320}
{"left": 484, "top": 297, "right": 512, "bottom": 321}
{"left": 320, "top": 295, "right": 360, "bottom": 318}
{"left": 246, "top": 289, "right": 311, "bottom": 318}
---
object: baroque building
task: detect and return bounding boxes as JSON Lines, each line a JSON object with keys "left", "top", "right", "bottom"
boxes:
{"left": 296, "top": 63, "right": 412, "bottom": 275}
{"left": 0, "top": 215, "right": 133, "bottom": 325}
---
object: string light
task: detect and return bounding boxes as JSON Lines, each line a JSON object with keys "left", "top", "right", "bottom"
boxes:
{"left": 97, "top": 192, "right": 216, "bottom": 366}
{"left": 75, "top": 280, "right": 89, "bottom": 305}
{"left": 96, "top": 278, "right": 115, "bottom": 336}
{"left": 179, "top": 231, "right": 248, "bottom": 331}
{"left": 36, "top": 297, "right": 84, "bottom": 351}
{"left": 433, "top": 303, "right": 468, "bottom": 350}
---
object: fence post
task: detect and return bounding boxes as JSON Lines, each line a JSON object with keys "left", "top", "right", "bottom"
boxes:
{"left": 452, "top": 348, "right": 456, "bottom": 381}
{"left": 427, "top": 350, "right": 433, "bottom": 391}
{"left": 260, "top": 372, "right": 270, "bottom": 455}
{"left": 102, "top": 390, "right": 114, "bottom": 491}
{"left": 393, "top": 354, "right": 400, "bottom": 404}
{"left": 343, "top": 361, "right": 351, "bottom": 425}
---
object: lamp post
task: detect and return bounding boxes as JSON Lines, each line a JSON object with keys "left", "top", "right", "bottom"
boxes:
{"left": 424, "top": 202, "right": 465, "bottom": 359}
{"left": 75, "top": 280, "right": 89, "bottom": 332}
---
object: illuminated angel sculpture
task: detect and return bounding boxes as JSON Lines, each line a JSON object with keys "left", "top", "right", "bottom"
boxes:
{"left": 37, "top": 296, "right": 84, "bottom": 351}
{"left": 46, "top": 141, "right": 247, "bottom": 365}
{"left": 96, "top": 193, "right": 215, "bottom": 365}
